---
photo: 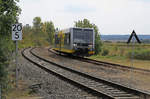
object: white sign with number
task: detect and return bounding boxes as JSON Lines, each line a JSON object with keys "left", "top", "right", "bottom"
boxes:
{"left": 12, "top": 23, "right": 22, "bottom": 40}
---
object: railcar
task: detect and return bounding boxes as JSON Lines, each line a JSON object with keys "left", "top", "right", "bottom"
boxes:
{"left": 53, "top": 27, "right": 95, "bottom": 56}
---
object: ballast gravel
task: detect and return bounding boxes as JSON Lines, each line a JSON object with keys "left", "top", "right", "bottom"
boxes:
{"left": 32, "top": 47, "right": 150, "bottom": 94}
{"left": 18, "top": 51, "right": 103, "bottom": 99}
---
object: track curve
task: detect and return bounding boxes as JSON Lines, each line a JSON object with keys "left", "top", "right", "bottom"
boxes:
{"left": 22, "top": 47, "right": 150, "bottom": 99}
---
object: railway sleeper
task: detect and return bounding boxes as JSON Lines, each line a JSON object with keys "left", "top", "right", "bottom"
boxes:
{"left": 113, "top": 93, "right": 136, "bottom": 96}
{"left": 96, "top": 87, "right": 138, "bottom": 98}
{"left": 114, "top": 96, "right": 140, "bottom": 99}
{"left": 112, "top": 91, "right": 128, "bottom": 94}
{"left": 27, "top": 48, "right": 149, "bottom": 99}
{"left": 108, "top": 90, "right": 125, "bottom": 93}
{"left": 88, "top": 82, "right": 106, "bottom": 86}
{"left": 107, "top": 88, "right": 125, "bottom": 92}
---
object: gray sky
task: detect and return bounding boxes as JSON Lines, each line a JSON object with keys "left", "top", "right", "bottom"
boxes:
{"left": 19, "top": 0, "right": 150, "bottom": 35}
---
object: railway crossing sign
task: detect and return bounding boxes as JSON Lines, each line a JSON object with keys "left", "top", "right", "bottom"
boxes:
{"left": 12, "top": 23, "right": 22, "bottom": 40}
{"left": 127, "top": 30, "right": 141, "bottom": 44}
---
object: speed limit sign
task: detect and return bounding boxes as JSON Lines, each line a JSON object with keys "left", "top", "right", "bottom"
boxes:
{"left": 12, "top": 23, "right": 22, "bottom": 40}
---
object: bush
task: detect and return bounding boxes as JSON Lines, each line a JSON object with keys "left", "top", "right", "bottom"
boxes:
{"left": 101, "top": 49, "right": 109, "bottom": 56}
{"left": 127, "top": 49, "right": 150, "bottom": 60}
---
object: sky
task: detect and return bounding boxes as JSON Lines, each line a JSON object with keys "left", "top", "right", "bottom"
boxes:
{"left": 18, "top": 0, "right": 150, "bottom": 35}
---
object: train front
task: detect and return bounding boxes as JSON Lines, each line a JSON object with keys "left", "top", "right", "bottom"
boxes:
{"left": 72, "top": 28, "right": 95, "bottom": 56}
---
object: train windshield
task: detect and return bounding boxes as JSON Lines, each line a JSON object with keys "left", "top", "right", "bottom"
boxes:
{"left": 73, "top": 28, "right": 93, "bottom": 44}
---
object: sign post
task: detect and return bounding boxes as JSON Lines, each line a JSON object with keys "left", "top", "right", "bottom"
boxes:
{"left": 12, "top": 23, "right": 22, "bottom": 88}
{"left": 0, "top": 85, "right": 1, "bottom": 99}
{"left": 127, "top": 30, "right": 141, "bottom": 84}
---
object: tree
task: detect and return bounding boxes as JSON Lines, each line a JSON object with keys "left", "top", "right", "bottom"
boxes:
{"left": 23, "top": 24, "right": 32, "bottom": 34}
{"left": 20, "top": 18, "right": 55, "bottom": 47}
{"left": 75, "top": 19, "right": 102, "bottom": 54}
{"left": 0, "top": 0, "right": 21, "bottom": 95}
{"left": 33, "top": 17, "right": 42, "bottom": 34}
{"left": 32, "top": 17, "right": 43, "bottom": 46}
{"left": 20, "top": 24, "right": 33, "bottom": 48}
{"left": 43, "top": 21, "right": 55, "bottom": 45}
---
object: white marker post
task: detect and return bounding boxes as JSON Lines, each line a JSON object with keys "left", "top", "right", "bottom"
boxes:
{"left": 12, "top": 23, "right": 22, "bottom": 88}
{"left": 127, "top": 30, "right": 141, "bottom": 85}
{"left": 131, "top": 34, "right": 135, "bottom": 84}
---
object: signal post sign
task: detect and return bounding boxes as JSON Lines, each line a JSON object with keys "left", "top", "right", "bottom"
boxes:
{"left": 127, "top": 30, "right": 141, "bottom": 85}
{"left": 12, "top": 23, "right": 22, "bottom": 88}
{"left": 12, "top": 23, "right": 22, "bottom": 40}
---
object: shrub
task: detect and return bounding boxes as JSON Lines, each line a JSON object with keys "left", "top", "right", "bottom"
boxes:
{"left": 101, "top": 49, "right": 109, "bottom": 56}
{"left": 127, "top": 49, "right": 150, "bottom": 60}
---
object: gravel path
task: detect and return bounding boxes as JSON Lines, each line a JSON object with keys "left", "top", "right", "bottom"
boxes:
{"left": 18, "top": 50, "right": 102, "bottom": 99}
{"left": 32, "top": 47, "right": 150, "bottom": 94}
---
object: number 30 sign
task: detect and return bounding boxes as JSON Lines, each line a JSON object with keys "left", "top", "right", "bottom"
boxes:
{"left": 12, "top": 23, "right": 22, "bottom": 40}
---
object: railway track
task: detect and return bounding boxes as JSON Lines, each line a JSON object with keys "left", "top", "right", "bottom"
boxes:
{"left": 48, "top": 48, "right": 150, "bottom": 74}
{"left": 22, "top": 47, "right": 150, "bottom": 99}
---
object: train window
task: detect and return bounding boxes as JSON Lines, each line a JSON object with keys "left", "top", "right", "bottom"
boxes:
{"left": 67, "top": 33, "right": 70, "bottom": 44}
{"left": 55, "top": 35, "right": 59, "bottom": 44}
{"left": 64, "top": 33, "right": 70, "bottom": 45}
{"left": 73, "top": 28, "right": 93, "bottom": 43}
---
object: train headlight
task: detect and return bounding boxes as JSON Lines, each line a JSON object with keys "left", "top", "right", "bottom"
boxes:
{"left": 88, "top": 45, "right": 93, "bottom": 48}
{"left": 73, "top": 44, "right": 77, "bottom": 47}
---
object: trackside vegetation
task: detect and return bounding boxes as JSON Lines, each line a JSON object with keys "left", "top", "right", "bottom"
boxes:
{"left": 20, "top": 17, "right": 55, "bottom": 48}
{"left": 0, "top": 0, "right": 21, "bottom": 97}
{"left": 90, "top": 42, "right": 150, "bottom": 70}
{"left": 127, "top": 48, "right": 150, "bottom": 60}
{"left": 102, "top": 42, "right": 150, "bottom": 60}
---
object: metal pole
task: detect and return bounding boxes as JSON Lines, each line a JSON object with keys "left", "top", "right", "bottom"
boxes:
{"left": 130, "top": 34, "right": 135, "bottom": 83}
{"left": 0, "top": 85, "right": 1, "bottom": 99}
{"left": 16, "top": 41, "right": 18, "bottom": 88}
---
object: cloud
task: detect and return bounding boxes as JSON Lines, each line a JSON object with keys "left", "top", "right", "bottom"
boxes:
{"left": 19, "top": 0, "right": 150, "bottom": 35}
{"left": 64, "top": 4, "right": 96, "bottom": 14}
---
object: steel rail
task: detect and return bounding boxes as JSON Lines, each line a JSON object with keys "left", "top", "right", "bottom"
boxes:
{"left": 22, "top": 48, "right": 150, "bottom": 99}
{"left": 48, "top": 48, "right": 150, "bottom": 74}
{"left": 47, "top": 48, "right": 150, "bottom": 98}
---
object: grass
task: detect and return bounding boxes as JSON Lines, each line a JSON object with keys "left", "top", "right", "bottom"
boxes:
{"left": 6, "top": 55, "right": 40, "bottom": 99}
{"left": 6, "top": 79, "right": 41, "bottom": 99}
{"left": 89, "top": 42, "right": 150, "bottom": 70}
{"left": 6, "top": 80, "right": 30, "bottom": 98}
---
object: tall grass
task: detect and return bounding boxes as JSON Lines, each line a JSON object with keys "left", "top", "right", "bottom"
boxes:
{"left": 128, "top": 49, "right": 150, "bottom": 60}
{"left": 100, "top": 42, "right": 150, "bottom": 60}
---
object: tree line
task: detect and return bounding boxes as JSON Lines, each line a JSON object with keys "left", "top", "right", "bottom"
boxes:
{"left": 22, "top": 17, "right": 102, "bottom": 54}
{"left": 21, "top": 17, "right": 55, "bottom": 47}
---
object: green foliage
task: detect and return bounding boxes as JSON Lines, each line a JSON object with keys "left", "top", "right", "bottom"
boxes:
{"left": 43, "top": 21, "right": 55, "bottom": 45}
{"left": 75, "top": 19, "right": 93, "bottom": 28}
{"left": 0, "top": 0, "right": 20, "bottom": 95}
{"left": 95, "top": 32, "right": 102, "bottom": 54}
{"left": 74, "top": 19, "right": 102, "bottom": 54}
{"left": 20, "top": 17, "right": 55, "bottom": 48}
{"left": 32, "top": 17, "right": 43, "bottom": 46}
{"left": 101, "top": 49, "right": 109, "bottom": 56}
{"left": 33, "top": 17, "right": 42, "bottom": 33}
{"left": 127, "top": 49, "right": 150, "bottom": 60}
{"left": 100, "top": 42, "right": 150, "bottom": 61}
